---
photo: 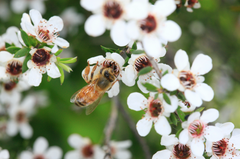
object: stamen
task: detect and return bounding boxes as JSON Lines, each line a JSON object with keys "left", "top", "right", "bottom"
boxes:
{"left": 148, "top": 98, "right": 162, "bottom": 117}
{"left": 103, "top": 1, "right": 123, "bottom": 19}
{"left": 140, "top": 15, "right": 157, "bottom": 33}
{"left": 4, "top": 81, "right": 17, "bottom": 91}
{"left": 6, "top": 60, "right": 22, "bottom": 76}
{"left": 32, "top": 49, "right": 51, "bottom": 66}
{"left": 212, "top": 138, "right": 228, "bottom": 157}
{"left": 179, "top": 71, "right": 196, "bottom": 89}
{"left": 188, "top": 120, "right": 205, "bottom": 138}
{"left": 102, "top": 60, "right": 120, "bottom": 77}
{"left": 82, "top": 144, "right": 94, "bottom": 158}
{"left": 172, "top": 143, "right": 191, "bottom": 159}
{"left": 134, "top": 55, "right": 152, "bottom": 72}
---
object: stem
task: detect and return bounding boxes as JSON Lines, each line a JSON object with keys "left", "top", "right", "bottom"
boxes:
{"left": 145, "top": 53, "right": 162, "bottom": 79}
{"left": 116, "top": 97, "right": 152, "bottom": 159}
{"left": 103, "top": 96, "right": 118, "bottom": 159}
{"left": 174, "top": 111, "right": 183, "bottom": 123}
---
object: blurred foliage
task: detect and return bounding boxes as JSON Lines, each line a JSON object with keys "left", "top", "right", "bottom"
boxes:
{"left": 1, "top": 0, "right": 240, "bottom": 158}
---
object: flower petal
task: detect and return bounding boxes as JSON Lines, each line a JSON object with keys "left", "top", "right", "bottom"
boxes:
{"left": 34, "top": 137, "right": 48, "bottom": 154}
{"left": 142, "top": 36, "right": 162, "bottom": 58}
{"left": 0, "top": 66, "right": 7, "bottom": 79}
{"left": 126, "top": 20, "right": 140, "bottom": 39}
{"left": 110, "top": 53, "right": 125, "bottom": 67}
{"left": 216, "top": 122, "right": 234, "bottom": 136}
{"left": 19, "top": 151, "right": 33, "bottom": 159}
{"left": 6, "top": 120, "right": 18, "bottom": 136}
{"left": 154, "top": 116, "right": 171, "bottom": 135}
{"left": 174, "top": 49, "right": 189, "bottom": 71}
{"left": 48, "top": 16, "right": 63, "bottom": 32}
{"left": 153, "top": 0, "right": 176, "bottom": 17}
{"left": 152, "top": 150, "right": 171, "bottom": 159}
{"left": 159, "top": 20, "right": 181, "bottom": 42}
{"left": 161, "top": 74, "right": 180, "bottom": 91}
{"left": 11, "top": 0, "right": 27, "bottom": 14}
{"left": 185, "top": 90, "right": 202, "bottom": 107}
{"left": 126, "top": 0, "right": 148, "bottom": 20}
{"left": 163, "top": 94, "right": 178, "bottom": 113}
{"left": 107, "top": 81, "right": 119, "bottom": 98}
{"left": 137, "top": 79, "right": 149, "bottom": 94}
{"left": 179, "top": 129, "right": 189, "bottom": 144}
{"left": 28, "top": 68, "right": 42, "bottom": 86}
{"left": 121, "top": 65, "right": 136, "bottom": 86}
{"left": 194, "top": 83, "right": 214, "bottom": 102}
{"left": 232, "top": 128, "right": 240, "bottom": 137}
{"left": 84, "top": 15, "right": 105, "bottom": 37}
{"left": 191, "top": 138, "right": 204, "bottom": 156}
{"left": 55, "top": 37, "right": 69, "bottom": 48}
{"left": 0, "top": 51, "right": 13, "bottom": 62}
{"left": 68, "top": 134, "right": 84, "bottom": 149}
{"left": 80, "top": 0, "right": 104, "bottom": 11}
{"left": 136, "top": 117, "right": 152, "bottom": 136}
{"left": 161, "top": 134, "right": 178, "bottom": 147}
{"left": 188, "top": 112, "right": 200, "bottom": 124}
{"left": 127, "top": 92, "right": 147, "bottom": 111}
{"left": 229, "top": 134, "right": 240, "bottom": 149}
{"left": 29, "top": 9, "right": 42, "bottom": 26}
{"left": 191, "top": 54, "right": 212, "bottom": 75}
{"left": 47, "top": 63, "right": 61, "bottom": 78}
{"left": 200, "top": 109, "right": 219, "bottom": 123}
{"left": 21, "top": 95, "right": 35, "bottom": 111}
{"left": 204, "top": 126, "right": 224, "bottom": 142}
{"left": 19, "top": 123, "right": 33, "bottom": 139}
{"left": 115, "top": 150, "right": 131, "bottom": 159}
{"left": 64, "top": 150, "right": 80, "bottom": 159}
{"left": 45, "top": 146, "right": 63, "bottom": 159}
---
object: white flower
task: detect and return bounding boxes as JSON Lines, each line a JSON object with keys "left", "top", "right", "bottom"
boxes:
{"left": 185, "top": 0, "right": 201, "bottom": 12}
{"left": 19, "top": 137, "right": 62, "bottom": 159}
{"left": 0, "top": 149, "right": 9, "bottom": 159}
{"left": 161, "top": 49, "right": 214, "bottom": 107}
{"left": 179, "top": 109, "right": 224, "bottom": 157}
{"left": 27, "top": 47, "right": 61, "bottom": 86}
{"left": 126, "top": 0, "right": 181, "bottom": 57}
{"left": 179, "top": 100, "right": 197, "bottom": 112}
{"left": 85, "top": 52, "right": 125, "bottom": 97}
{"left": 0, "top": 26, "right": 22, "bottom": 50}
{"left": 127, "top": 92, "right": 178, "bottom": 136}
{"left": 206, "top": 122, "right": 240, "bottom": 159}
{"left": 6, "top": 95, "right": 36, "bottom": 139}
{"left": 20, "top": 9, "right": 69, "bottom": 53}
{"left": 11, "top": 0, "right": 46, "bottom": 14}
{"left": 108, "top": 140, "right": 132, "bottom": 159}
{"left": 152, "top": 134, "right": 204, "bottom": 159}
{"left": 64, "top": 134, "right": 104, "bottom": 159}
{"left": 81, "top": 0, "right": 131, "bottom": 46}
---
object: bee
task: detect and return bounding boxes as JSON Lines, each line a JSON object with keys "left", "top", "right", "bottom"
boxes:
{"left": 70, "top": 61, "right": 119, "bottom": 115}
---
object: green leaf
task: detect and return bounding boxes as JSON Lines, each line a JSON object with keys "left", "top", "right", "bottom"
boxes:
{"left": 195, "top": 107, "right": 205, "bottom": 112}
{"left": 162, "top": 70, "right": 169, "bottom": 76}
{"left": 163, "top": 93, "right": 171, "bottom": 105}
{"left": 123, "top": 56, "right": 129, "bottom": 67}
{"left": 176, "top": 128, "right": 183, "bottom": 138}
{"left": 170, "top": 90, "right": 178, "bottom": 96}
{"left": 59, "top": 57, "right": 77, "bottom": 64}
{"left": 101, "top": 45, "right": 116, "bottom": 53}
{"left": 176, "top": 107, "right": 186, "bottom": 121}
{"left": 55, "top": 49, "right": 63, "bottom": 56}
{"left": 14, "top": 47, "right": 30, "bottom": 58}
{"left": 47, "top": 76, "right": 52, "bottom": 82}
{"left": 177, "top": 91, "right": 186, "bottom": 101}
{"left": 5, "top": 42, "right": 11, "bottom": 48}
{"left": 22, "top": 53, "right": 31, "bottom": 73}
{"left": 56, "top": 65, "right": 64, "bottom": 84}
{"left": 142, "top": 83, "right": 158, "bottom": 92}
{"left": 131, "top": 50, "right": 145, "bottom": 54}
{"left": 170, "top": 113, "right": 178, "bottom": 126}
{"left": 28, "top": 36, "right": 38, "bottom": 47}
{"left": 132, "top": 41, "right": 137, "bottom": 50}
{"left": 138, "top": 66, "right": 153, "bottom": 76}
{"left": 21, "top": 30, "right": 30, "bottom": 47}
{"left": 57, "top": 62, "right": 72, "bottom": 73}
{"left": 6, "top": 46, "right": 21, "bottom": 54}
{"left": 154, "top": 93, "right": 159, "bottom": 99}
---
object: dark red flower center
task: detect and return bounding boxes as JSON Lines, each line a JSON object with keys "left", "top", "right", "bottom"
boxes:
{"left": 16, "top": 111, "right": 26, "bottom": 123}
{"left": 32, "top": 49, "right": 50, "bottom": 66}
{"left": 4, "top": 81, "right": 17, "bottom": 91}
{"left": 82, "top": 144, "right": 94, "bottom": 157}
{"left": 6, "top": 60, "right": 22, "bottom": 76}
{"left": 140, "top": 15, "right": 157, "bottom": 33}
{"left": 179, "top": 71, "right": 196, "bottom": 89}
{"left": 103, "top": 1, "right": 123, "bottom": 19}
{"left": 134, "top": 55, "right": 152, "bottom": 72}
{"left": 212, "top": 138, "right": 228, "bottom": 157}
{"left": 34, "top": 155, "right": 45, "bottom": 159}
{"left": 187, "top": 0, "right": 198, "bottom": 7}
{"left": 173, "top": 144, "right": 191, "bottom": 159}
{"left": 188, "top": 120, "right": 205, "bottom": 138}
{"left": 149, "top": 99, "right": 162, "bottom": 117}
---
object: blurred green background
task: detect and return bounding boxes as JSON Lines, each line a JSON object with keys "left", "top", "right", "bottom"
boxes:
{"left": 1, "top": 0, "right": 240, "bottom": 158}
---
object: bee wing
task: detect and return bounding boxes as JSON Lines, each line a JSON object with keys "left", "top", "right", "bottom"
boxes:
{"left": 70, "top": 89, "right": 81, "bottom": 104}
{"left": 85, "top": 93, "right": 104, "bottom": 115}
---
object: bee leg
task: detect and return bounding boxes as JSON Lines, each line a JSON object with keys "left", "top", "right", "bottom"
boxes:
{"left": 83, "top": 61, "right": 91, "bottom": 83}
{"left": 90, "top": 61, "right": 98, "bottom": 81}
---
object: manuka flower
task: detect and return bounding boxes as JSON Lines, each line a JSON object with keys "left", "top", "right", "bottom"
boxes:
{"left": 107, "top": 140, "right": 132, "bottom": 159}
{"left": 11, "top": 0, "right": 46, "bottom": 14}
{"left": 0, "top": 149, "right": 9, "bottom": 159}
{"left": 185, "top": 0, "right": 201, "bottom": 12}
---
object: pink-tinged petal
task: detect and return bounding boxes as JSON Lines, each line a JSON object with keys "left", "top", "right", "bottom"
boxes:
{"left": 126, "top": 1, "right": 148, "bottom": 20}
{"left": 110, "top": 20, "right": 130, "bottom": 47}
{"left": 29, "top": 9, "right": 42, "bottom": 26}
{"left": 19, "top": 151, "right": 33, "bottom": 159}
{"left": 161, "top": 74, "right": 180, "bottom": 91}
{"left": 111, "top": 53, "right": 125, "bottom": 67}
{"left": 161, "top": 134, "right": 178, "bottom": 147}
{"left": 152, "top": 150, "right": 172, "bottom": 159}
{"left": 45, "top": 146, "right": 62, "bottom": 159}
{"left": 179, "top": 129, "right": 189, "bottom": 144}
{"left": 80, "top": 0, "right": 104, "bottom": 11}
{"left": 64, "top": 150, "right": 80, "bottom": 159}
{"left": 6, "top": 120, "right": 18, "bottom": 136}
{"left": 153, "top": 0, "right": 176, "bottom": 17}
{"left": 159, "top": 20, "right": 181, "bottom": 42}
{"left": 136, "top": 117, "right": 152, "bottom": 136}
{"left": 0, "top": 51, "right": 13, "bottom": 62}
{"left": 84, "top": 15, "right": 105, "bottom": 37}
{"left": 46, "top": 63, "right": 61, "bottom": 78}
{"left": 127, "top": 92, "right": 147, "bottom": 111}
{"left": 107, "top": 81, "right": 119, "bottom": 97}
{"left": 28, "top": 68, "right": 42, "bottom": 86}
{"left": 19, "top": 123, "right": 33, "bottom": 139}
{"left": 194, "top": 83, "right": 214, "bottom": 102}
{"left": 232, "top": 128, "right": 240, "bottom": 137}
{"left": 229, "top": 134, "right": 240, "bottom": 149}
{"left": 68, "top": 134, "right": 84, "bottom": 149}
{"left": 191, "top": 138, "right": 204, "bottom": 156}
{"left": 154, "top": 116, "right": 171, "bottom": 136}
{"left": 48, "top": 16, "right": 63, "bottom": 32}
{"left": 33, "top": 137, "right": 48, "bottom": 154}
{"left": 185, "top": 90, "right": 202, "bottom": 107}
{"left": 126, "top": 20, "right": 140, "bottom": 39}
{"left": 200, "top": 109, "right": 219, "bottom": 123}
{"left": 143, "top": 36, "right": 162, "bottom": 58}
{"left": 204, "top": 126, "right": 224, "bottom": 142}
{"left": 191, "top": 54, "right": 212, "bottom": 75}
{"left": 188, "top": 112, "right": 200, "bottom": 124}
{"left": 217, "top": 122, "right": 234, "bottom": 136}
{"left": 174, "top": 49, "right": 189, "bottom": 71}
{"left": 55, "top": 37, "right": 69, "bottom": 48}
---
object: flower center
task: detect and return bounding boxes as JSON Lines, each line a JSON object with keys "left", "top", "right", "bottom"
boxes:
{"left": 149, "top": 99, "right": 162, "bottom": 117}
{"left": 4, "top": 81, "right": 17, "bottom": 91}
{"left": 102, "top": 60, "right": 120, "bottom": 77}
{"left": 134, "top": 55, "right": 152, "bottom": 72}
{"left": 179, "top": 71, "right": 196, "bottom": 89}
{"left": 183, "top": 101, "right": 191, "bottom": 108}
{"left": 173, "top": 144, "right": 191, "bottom": 159}
{"left": 212, "top": 138, "right": 228, "bottom": 157}
{"left": 37, "top": 20, "right": 56, "bottom": 43}
{"left": 32, "top": 49, "right": 51, "bottom": 66}
{"left": 34, "top": 155, "right": 45, "bottom": 159}
{"left": 140, "top": 15, "right": 157, "bottom": 33}
{"left": 103, "top": 1, "right": 123, "bottom": 19}
{"left": 6, "top": 60, "right": 22, "bottom": 76}
{"left": 187, "top": 0, "right": 198, "bottom": 7}
{"left": 16, "top": 111, "right": 26, "bottom": 123}
{"left": 188, "top": 120, "right": 205, "bottom": 138}
{"left": 82, "top": 144, "right": 94, "bottom": 158}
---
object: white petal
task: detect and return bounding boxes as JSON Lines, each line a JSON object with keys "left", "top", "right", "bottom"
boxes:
{"left": 68, "top": 134, "right": 83, "bottom": 149}
{"left": 64, "top": 151, "right": 80, "bottom": 159}
{"left": 29, "top": 0, "right": 46, "bottom": 14}
{"left": 45, "top": 146, "right": 63, "bottom": 159}
{"left": 6, "top": 121, "right": 18, "bottom": 136}
{"left": 107, "top": 81, "right": 119, "bottom": 97}
{"left": 0, "top": 150, "right": 10, "bottom": 159}
{"left": 28, "top": 68, "right": 42, "bottom": 86}
{"left": 154, "top": 116, "right": 171, "bottom": 136}
{"left": 46, "top": 63, "right": 61, "bottom": 78}
{"left": 205, "top": 140, "right": 212, "bottom": 152}
{"left": 137, "top": 79, "right": 149, "bottom": 94}
{"left": 126, "top": 20, "right": 140, "bottom": 39}
{"left": 191, "top": 138, "right": 204, "bottom": 156}
{"left": 19, "top": 123, "right": 33, "bottom": 139}
{"left": 0, "top": 67, "right": 7, "bottom": 79}
{"left": 179, "top": 129, "right": 189, "bottom": 144}
{"left": 191, "top": 54, "right": 212, "bottom": 75}
{"left": 158, "top": 63, "right": 172, "bottom": 74}
{"left": 121, "top": 65, "right": 136, "bottom": 86}
{"left": 229, "top": 134, "right": 240, "bottom": 149}
{"left": 163, "top": 94, "right": 178, "bottom": 113}
{"left": 48, "top": 16, "right": 63, "bottom": 32}
{"left": 188, "top": 112, "right": 200, "bottom": 123}
{"left": 87, "top": 55, "right": 105, "bottom": 65}
{"left": 159, "top": 20, "right": 181, "bottom": 42}
{"left": 174, "top": 49, "right": 189, "bottom": 71}
{"left": 110, "top": 53, "right": 125, "bottom": 67}
{"left": 161, "top": 74, "right": 180, "bottom": 91}
{"left": 142, "top": 36, "right": 162, "bottom": 58}
{"left": 200, "top": 108, "right": 219, "bottom": 123}
{"left": 19, "top": 151, "right": 33, "bottom": 159}
{"left": 52, "top": 44, "right": 58, "bottom": 53}
{"left": 80, "top": 0, "right": 104, "bottom": 11}
{"left": 0, "top": 51, "right": 13, "bottom": 62}
{"left": 29, "top": 9, "right": 42, "bottom": 26}
{"left": 194, "top": 83, "right": 214, "bottom": 102}
{"left": 25, "top": 22, "right": 37, "bottom": 36}
{"left": 204, "top": 126, "right": 224, "bottom": 142}
{"left": 34, "top": 137, "right": 48, "bottom": 154}
{"left": 153, "top": 0, "right": 176, "bottom": 16}
{"left": 161, "top": 135, "right": 178, "bottom": 147}
{"left": 55, "top": 37, "right": 69, "bottom": 48}
{"left": 136, "top": 117, "right": 153, "bottom": 136}
{"left": 115, "top": 150, "right": 131, "bottom": 159}
{"left": 84, "top": 15, "right": 106, "bottom": 37}
{"left": 11, "top": 0, "right": 27, "bottom": 14}
{"left": 232, "top": 128, "right": 240, "bottom": 137}
{"left": 127, "top": 92, "right": 147, "bottom": 111}
{"left": 126, "top": 1, "right": 148, "bottom": 19}
{"left": 217, "top": 122, "right": 234, "bottom": 136}
{"left": 152, "top": 150, "right": 171, "bottom": 159}
{"left": 110, "top": 21, "right": 130, "bottom": 47}
{"left": 185, "top": 90, "right": 202, "bottom": 107}
{"left": 21, "top": 95, "right": 35, "bottom": 111}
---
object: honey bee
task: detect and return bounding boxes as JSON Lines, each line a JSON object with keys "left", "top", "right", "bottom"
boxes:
{"left": 70, "top": 61, "right": 119, "bottom": 115}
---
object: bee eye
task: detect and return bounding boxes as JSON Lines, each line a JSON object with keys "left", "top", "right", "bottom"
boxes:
{"left": 104, "top": 71, "right": 109, "bottom": 78}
